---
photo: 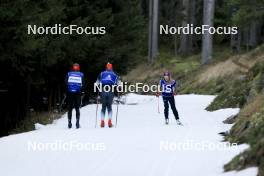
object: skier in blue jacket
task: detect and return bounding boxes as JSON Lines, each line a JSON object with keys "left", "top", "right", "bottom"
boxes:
{"left": 156, "top": 71, "right": 182, "bottom": 125}
{"left": 65, "top": 63, "right": 84, "bottom": 129}
{"left": 95, "top": 62, "right": 119, "bottom": 128}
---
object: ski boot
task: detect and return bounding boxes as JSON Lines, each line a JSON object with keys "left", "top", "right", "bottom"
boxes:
{"left": 76, "top": 120, "right": 80, "bottom": 129}
{"left": 68, "top": 121, "right": 72, "bottom": 129}
{"left": 108, "top": 119, "right": 113, "bottom": 128}
{"left": 100, "top": 120, "right": 105, "bottom": 128}
{"left": 176, "top": 119, "right": 183, "bottom": 126}
{"left": 165, "top": 119, "right": 169, "bottom": 125}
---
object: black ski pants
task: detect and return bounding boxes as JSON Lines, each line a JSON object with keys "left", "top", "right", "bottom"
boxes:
{"left": 162, "top": 96, "right": 179, "bottom": 120}
{"left": 67, "top": 92, "right": 81, "bottom": 122}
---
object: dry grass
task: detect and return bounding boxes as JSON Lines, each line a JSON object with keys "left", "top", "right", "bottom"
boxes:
{"left": 198, "top": 51, "right": 264, "bottom": 83}
{"left": 238, "top": 94, "right": 264, "bottom": 119}
{"left": 10, "top": 111, "right": 63, "bottom": 134}
{"left": 123, "top": 62, "right": 167, "bottom": 84}
{"left": 123, "top": 53, "right": 201, "bottom": 84}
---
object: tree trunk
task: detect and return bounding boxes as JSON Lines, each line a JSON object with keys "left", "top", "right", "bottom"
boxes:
{"left": 249, "top": 21, "right": 259, "bottom": 48}
{"left": 148, "top": 0, "right": 159, "bottom": 63}
{"left": 202, "top": 0, "right": 215, "bottom": 64}
{"left": 48, "top": 88, "right": 53, "bottom": 112}
{"left": 174, "top": 6, "right": 179, "bottom": 56}
{"left": 179, "top": 0, "right": 189, "bottom": 55}
{"left": 140, "top": 0, "right": 148, "bottom": 17}
{"left": 189, "top": 0, "right": 196, "bottom": 52}
{"left": 242, "top": 27, "right": 250, "bottom": 51}
{"left": 174, "top": 34, "right": 178, "bottom": 56}
{"left": 25, "top": 74, "right": 32, "bottom": 117}
{"left": 230, "top": 28, "right": 242, "bottom": 53}
{"left": 58, "top": 85, "right": 61, "bottom": 110}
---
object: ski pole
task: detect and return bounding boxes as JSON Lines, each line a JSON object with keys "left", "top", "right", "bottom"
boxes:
{"left": 115, "top": 93, "right": 120, "bottom": 128}
{"left": 80, "top": 92, "right": 85, "bottom": 108}
{"left": 95, "top": 93, "right": 99, "bottom": 128}
{"left": 158, "top": 96, "right": 160, "bottom": 114}
{"left": 59, "top": 94, "right": 67, "bottom": 113}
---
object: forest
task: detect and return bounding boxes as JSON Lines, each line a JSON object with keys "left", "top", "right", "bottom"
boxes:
{"left": 1, "top": 0, "right": 264, "bottom": 175}
{"left": 1, "top": 0, "right": 263, "bottom": 135}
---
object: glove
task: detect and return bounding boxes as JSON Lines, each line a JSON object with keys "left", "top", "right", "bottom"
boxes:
{"left": 155, "top": 92, "right": 160, "bottom": 97}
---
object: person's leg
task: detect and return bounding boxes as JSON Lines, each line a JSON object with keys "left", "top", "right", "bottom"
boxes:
{"left": 106, "top": 92, "right": 114, "bottom": 127}
{"left": 67, "top": 93, "right": 74, "bottom": 128}
{"left": 100, "top": 92, "right": 107, "bottom": 119}
{"left": 163, "top": 97, "right": 169, "bottom": 120}
{"left": 168, "top": 96, "right": 179, "bottom": 120}
{"left": 100, "top": 92, "right": 107, "bottom": 127}
{"left": 106, "top": 92, "right": 114, "bottom": 119}
{"left": 74, "top": 93, "right": 81, "bottom": 128}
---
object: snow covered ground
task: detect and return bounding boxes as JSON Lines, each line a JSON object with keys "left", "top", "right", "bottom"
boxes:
{"left": 0, "top": 94, "right": 258, "bottom": 176}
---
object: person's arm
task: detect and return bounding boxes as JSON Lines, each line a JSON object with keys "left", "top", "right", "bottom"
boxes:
{"left": 115, "top": 74, "right": 121, "bottom": 85}
{"left": 94, "top": 73, "right": 101, "bottom": 96}
{"left": 81, "top": 73, "right": 85, "bottom": 93}
{"left": 95, "top": 73, "right": 101, "bottom": 85}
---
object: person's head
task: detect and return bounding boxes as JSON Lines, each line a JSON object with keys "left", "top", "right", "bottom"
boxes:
{"left": 72, "top": 63, "right": 80, "bottom": 72}
{"left": 163, "top": 71, "right": 171, "bottom": 81}
{"left": 106, "top": 62, "right": 113, "bottom": 71}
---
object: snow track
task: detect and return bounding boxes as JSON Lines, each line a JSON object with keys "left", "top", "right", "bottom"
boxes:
{"left": 0, "top": 94, "right": 258, "bottom": 176}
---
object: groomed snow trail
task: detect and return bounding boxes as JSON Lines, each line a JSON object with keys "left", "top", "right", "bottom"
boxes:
{"left": 0, "top": 94, "right": 258, "bottom": 176}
